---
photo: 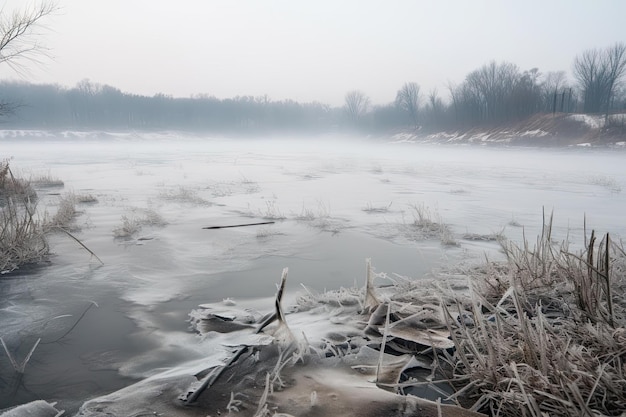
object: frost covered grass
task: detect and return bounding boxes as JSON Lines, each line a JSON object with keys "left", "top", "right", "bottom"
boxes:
{"left": 362, "top": 201, "right": 393, "bottom": 213}
{"left": 409, "top": 203, "right": 457, "bottom": 246}
{"left": 1, "top": 161, "right": 96, "bottom": 273}
{"left": 158, "top": 186, "right": 211, "bottom": 205}
{"left": 260, "top": 200, "right": 286, "bottom": 220}
{"left": 239, "top": 199, "right": 287, "bottom": 221}
{"left": 1, "top": 161, "right": 48, "bottom": 273}
{"left": 295, "top": 201, "right": 344, "bottom": 233}
{"left": 112, "top": 208, "right": 167, "bottom": 239}
{"left": 0, "top": 196, "right": 48, "bottom": 273}
{"left": 29, "top": 172, "right": 64, "bottom": 189}
{"left": 47, "top": 192, "right": 79, "bottom": 230}
{"left": 206, "top": 176, "right": 260, "bottom": 197}
{"left": 461, "top": 232, "right": 502, "bottom": 242}
{"left": 0, "top": 163, "right": 37, "bottom": 206}
{"left": 439, "top": 214, "right": 626, "bottom": 416}
{"left": 75, "top": 193, "right": 98, "bottom": 204}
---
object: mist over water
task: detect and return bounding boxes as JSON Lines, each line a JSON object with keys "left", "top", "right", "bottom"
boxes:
{"left": 1, "top": 133, "right": 625, "bottom": 412}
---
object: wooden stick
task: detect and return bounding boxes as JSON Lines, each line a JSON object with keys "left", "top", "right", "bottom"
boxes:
{"left": 202, "top": 221, "right": 275, "bottom": 230}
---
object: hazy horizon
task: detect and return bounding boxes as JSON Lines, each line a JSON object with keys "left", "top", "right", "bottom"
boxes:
{"left": 2, "top": 0, "right": 626, "bottom": 106}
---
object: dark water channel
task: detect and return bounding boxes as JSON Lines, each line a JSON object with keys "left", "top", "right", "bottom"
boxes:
{"left": 0, "top": 227, "right": 449, "bottom": 414}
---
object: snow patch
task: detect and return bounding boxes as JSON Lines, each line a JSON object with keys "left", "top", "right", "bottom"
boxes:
{"left": 519, "top": 129, "right": 549, "bottom": 137}
{"left": 569, "top": 114, "right": 605, "bottom": 129}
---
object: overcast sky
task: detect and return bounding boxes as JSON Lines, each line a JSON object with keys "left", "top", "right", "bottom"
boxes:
{"left": 3, "top": 0, "right": 626, "bottom": 106}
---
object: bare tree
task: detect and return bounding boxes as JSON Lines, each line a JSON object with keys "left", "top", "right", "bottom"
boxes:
{"left": 604, "top": 42, "right": 626, "bottom": 119}
{"left": 447, "top": 61, "right": 543, "bottom": 126}
{"left": 0, "top": 2, "right": 57, "bottom": 72}
{"left": 541, "top": 71, "right": 569, "bottom": 111}
{"left": 574, "top": 48, "right": 605, "bottom": 113}
{"left": 421, "top": 88, "right": 444, "bottom": 128}
{"left": 465, "top": 61, "right": 520, "bottom": 123}
{"left": 0, "top": 1, "right": 57, "bottom": 117}
{"left": 573, "top": 42, "right": 626, "bottom": 115}
{"left": 543, "top": 71, "right": 568, "bottom": 93}
{"left": 395, "top": 82, "right": 420, "bottom": 127}
{"left": 428, "top": 88, "right": 443, "bottom": 112}
{"left": 512, "top": 68, "right": 542, "bottom": 117}
{"left": 344, "top": 90, "right": 370, "bottom": 123}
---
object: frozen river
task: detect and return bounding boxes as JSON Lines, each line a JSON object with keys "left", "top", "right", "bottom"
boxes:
{"left": 1, "top": 132, "right": 625, "bottom": 413}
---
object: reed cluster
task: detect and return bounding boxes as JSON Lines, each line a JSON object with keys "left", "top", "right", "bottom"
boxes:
{"left": 0, "top": 160, "right": 91, "bottom": 273}
{"left": 441, "top": 213, "right": 626, "bottom": 416}
{"left": 0, "top": 160, "right": 47, "bottom": 273}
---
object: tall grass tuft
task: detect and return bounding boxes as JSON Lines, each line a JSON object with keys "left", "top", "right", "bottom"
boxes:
{"left": 409, "top": 203, "right": 457, "bottom": 246}
{"left": 0, "top": 197, "right": 49, "bottom": 273}
{"left": 1, "top": 161, "right": 48, "bottom": 273}
{"left": 47, "top": 192, "right": 79, "bottom": 230}
{"left": 1, "top": 161, "right": 98, "bottom": 273}
{"left": 440, "top": 215, "right": 626, "bottom": 416}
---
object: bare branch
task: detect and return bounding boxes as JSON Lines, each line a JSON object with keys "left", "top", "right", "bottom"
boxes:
{"left": 0, "top": 1, "right": 58, "bottom": 75}
{"left": 395, "top": 82, "right": 420, "bottom": 127}
{"left": 344, "top": 90, "right": 370, "bottom": 122}
{"left": 573, "top": 42, "right": 626, "bottom": 114}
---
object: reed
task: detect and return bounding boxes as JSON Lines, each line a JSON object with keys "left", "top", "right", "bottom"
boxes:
{"left": 440, "top": 215, "right": 626, "bottom": 416}
{"left": 1, "top": 160, "right": 101, "bottom": 273}
{"left": 409, "top": 203, "right": 458, "bottom": 246}
{"left": 1, "top": 161, "right": 48, "bottom": 273}
{"left": 0, "top": 337, "right": 41, "bottom": 374}
{"left": 112, "top": 208, "right": 167, "bottom": 238}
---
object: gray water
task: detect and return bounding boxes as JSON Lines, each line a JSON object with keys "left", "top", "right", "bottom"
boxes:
{"left": 1, "top": 132, "right": 625, "bottom": 413}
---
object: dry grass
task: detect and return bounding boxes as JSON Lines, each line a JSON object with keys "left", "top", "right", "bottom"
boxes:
{"left": 260, "top": 200, "right": 286, "bottom": 220}
{"left": 439, "top": 213, "right": 626, "bottom": 416}
{"left": 46, "top": 192, "right": 79, "bottom": 230}
{"left": 158, "top": 186, "right": 210, "bottom": 205}
{"left": 294, "top": 201, "right": 344, "bottom": 233}
{"left": 362, "top": 201, "right": 393, "bottom": 213}
{"left": 0, "top": 160, "right": 37, "bottom": 205}
{"left": 75, "top": 193, "right": 98, "bottom": 204}
{"left": 1, "top": 161, "right": 98, "bottom": 273}
{"left": 1, "top": 160, "right": 48, "bottom": 273}
{"left": 409, "top": 203, "right": 457, "bottom": 246}
{"left": 0, "top": 196, "right": 48, "bottom": 273}
{"left": 112, "top": 208, "right": 167, "bottom": 239}
{"left": 29, "top": 172, "right": 64, "bottom": 189}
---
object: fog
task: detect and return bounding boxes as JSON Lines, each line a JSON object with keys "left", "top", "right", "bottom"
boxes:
{"left": 1, "top": 133, "right": 625, "bottom": 412}
{"left": 3, "top": 0, "right": 626, "bottom": 105}
{"left": 1, "top": 2, "right": 625, "bottom": 414}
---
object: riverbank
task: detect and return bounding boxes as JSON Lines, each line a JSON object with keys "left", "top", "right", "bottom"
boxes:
{"left": 391, "top": 113, "right": 626, "bottom": 147}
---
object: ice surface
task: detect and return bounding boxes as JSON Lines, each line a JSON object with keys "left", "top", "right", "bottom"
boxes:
{"left": 2, "top": 131, "right": 625, "bottom": 412}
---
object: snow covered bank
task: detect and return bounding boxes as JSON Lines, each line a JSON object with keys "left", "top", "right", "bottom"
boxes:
{"left": 391, "top": 113, "right": 626, "bottom": 147}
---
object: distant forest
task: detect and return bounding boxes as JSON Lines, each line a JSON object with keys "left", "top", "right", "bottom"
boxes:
{"left": 1, "top": 43, "right": 625, "bottom": 134}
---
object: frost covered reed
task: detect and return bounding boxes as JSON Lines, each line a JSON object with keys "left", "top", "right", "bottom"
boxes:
{"left": 440, "top": 214, "right": 626, "bottom": 416}
{"left": 410, "top": 203, "right": 457, "bottom": 246}
{"left": 0, "top": 161, "right": 48, "bottom": 273}
{"left": 1, "top": 160, "right": 98, "bottom": 273}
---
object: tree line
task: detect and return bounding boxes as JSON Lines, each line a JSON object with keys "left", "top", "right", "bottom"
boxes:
{"left": 345, "top": 42, "right": 626, "bottom": 133}
{"left": 0, "top": 80, "right": 338, "bottom": 134}
{"left": 1, "top": 40, "right": 625, "bottom": 134}
{"left": 0, "top": 4, "right": 624, "bottom": 135}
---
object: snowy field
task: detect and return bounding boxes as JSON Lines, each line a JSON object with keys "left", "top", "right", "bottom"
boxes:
{"left": 1, "top": 132, "right": 625, "bottom": 412}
